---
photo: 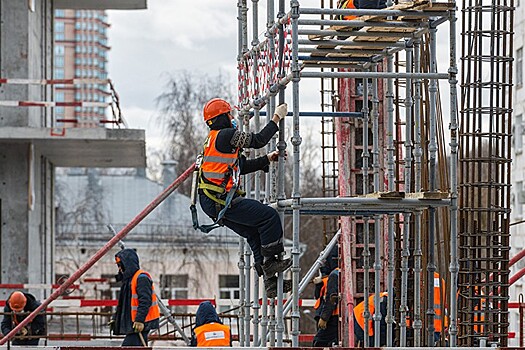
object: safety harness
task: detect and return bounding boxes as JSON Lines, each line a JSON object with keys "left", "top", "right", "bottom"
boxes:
{"left": 190, "top": 133, "right": 245, "bottom": 233}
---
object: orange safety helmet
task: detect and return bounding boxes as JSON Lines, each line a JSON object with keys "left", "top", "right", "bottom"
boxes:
{"left": 9, "top": 291, "right": 27, "bottom": 312}
{"left": 203, "top": 98, "right": 232, "bottom": 123}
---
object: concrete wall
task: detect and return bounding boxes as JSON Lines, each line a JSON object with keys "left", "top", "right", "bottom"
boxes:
{"left": 0, "top": 0, "right": 54, "bottom": 297}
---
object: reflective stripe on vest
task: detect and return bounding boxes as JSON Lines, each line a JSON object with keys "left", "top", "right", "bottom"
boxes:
{"left": 313, "top": 270, "right": 339, "bottom": 316}
{"left": 199, "top": 130, "right": 240, "bottom": 191}
{"left": 354, "top": 292, "right": 388, "bottom": 336}
{"left": 195, "top": 322, "right": 231, "bottom": 347}
{"left": 130, "top": 269, "right": 160, "bottom": 322}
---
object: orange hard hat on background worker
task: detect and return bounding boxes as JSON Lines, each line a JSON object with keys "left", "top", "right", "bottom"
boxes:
{"left": 203, "top": 98, "right": 232, "bottom": 123}
{"left": 8, "top": 291, "right": 27, "bottom": 312}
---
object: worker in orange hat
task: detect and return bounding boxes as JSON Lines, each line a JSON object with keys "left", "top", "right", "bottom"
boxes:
{"left": 1, "top": 291, "right": 46, "bottom": 346}
{"left": 197, "top": 98, "right": 292, "bottom": 297}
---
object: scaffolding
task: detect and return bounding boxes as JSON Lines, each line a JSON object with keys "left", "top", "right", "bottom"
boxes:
{"left": 0, "top": 0, "right": 516, "bottom": 347}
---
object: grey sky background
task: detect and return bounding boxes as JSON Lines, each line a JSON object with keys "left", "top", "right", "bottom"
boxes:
{"left": 108, "top": 1, "right": 453, "bottom": 156}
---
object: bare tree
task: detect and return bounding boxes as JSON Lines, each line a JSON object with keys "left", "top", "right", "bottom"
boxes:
{"left": 155, "top": 70, "right": 235, "bottom": 195}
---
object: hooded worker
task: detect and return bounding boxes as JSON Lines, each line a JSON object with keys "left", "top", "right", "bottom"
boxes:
{"left": 313, "top": 244, "right": 340, "bottom": 346}
{"left": 111, "top": 248, "right": 160, "bottom": 346}
{"left": 197, "top": 98, "right": 292, "bottom": 296}
{"left": 190, "top": 301, "right": 231, "bottom": 347}
{"left": 1, "top": 291, "right": 46, "bottom": 346}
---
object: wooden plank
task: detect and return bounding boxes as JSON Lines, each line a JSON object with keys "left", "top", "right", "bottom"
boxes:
{"left": 404, "top": 191, "right": 450, "bottom": 200}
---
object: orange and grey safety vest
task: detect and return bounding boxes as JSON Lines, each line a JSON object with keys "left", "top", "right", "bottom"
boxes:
{"left": 199, "top": 130, "right": 240, "bottom": 192}
{"left": 354, "top": 292, "right": 388, "bottom": 336}
{"left": 338, "top": 0, "right": 357, "bottom": 20}
{"left": 433, "top": 272, "right": 448, "bottom": 332}
{"left": 313, "top": 269, "right": 340, "bottom": 316}
{"left": 130, "top": 270, "right": 160, "bottom": 323}
{"left": 195, "top": 322, "right": 231, "bottom": 347}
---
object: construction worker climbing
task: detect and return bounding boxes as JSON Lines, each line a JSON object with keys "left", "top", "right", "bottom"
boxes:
{"left": 196, "top": 97, "right": 292, "bottom": 296}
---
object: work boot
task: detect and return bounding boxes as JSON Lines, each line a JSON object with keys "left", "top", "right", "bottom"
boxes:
{"left": 264, "top": 276, "right": 293, "bottom": 299}
{"left": 262, "top": 257, "right": 292, "bottom": 277}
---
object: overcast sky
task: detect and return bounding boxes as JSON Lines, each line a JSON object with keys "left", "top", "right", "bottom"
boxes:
{"left": 107, "top": 1, "right": 452, "bottom": 156}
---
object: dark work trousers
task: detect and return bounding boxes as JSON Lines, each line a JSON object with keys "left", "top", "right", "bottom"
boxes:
{"left": 313, "top": 316, "right": 339, "bottom": 347}
{"left": 122, "top": 330, "right": 149, "bottom": 346}
{"left": 200, "top": 193, "right": 283, "bottom": 263}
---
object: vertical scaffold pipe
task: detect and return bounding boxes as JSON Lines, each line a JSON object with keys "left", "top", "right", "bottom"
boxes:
{"left": 427, "top": 24, "right": 439, "bottom": 345}
{"left": 413, "top": 38, "right": 424, "bottom": 347}
{"left": 385, "top": 51, "right": 396, "bottom": 346}
{"left": 0, "top": 164, "right": 196, "bottom": 346}
{"left": 251, "top": 1, "right": 262, "bottom": 343}
{"left": 372, "top": 63, "right": 383, "bottom": 347}
{"left": 362, "top": 74, "right": 371, "bottom": 348}
{"left": 448, "top": 6, "right": 460, "bottom": 347}
{"left": 276, "top": 0, "right": 287, "bottom": 345}
{"left": 237, "top": 0, "right": 249, "bottom": 345}
{"left": 400, "top": 39, "right": 414, "bottom": 347}
{"left": 290, "top": 0, "right": 301, "bottom": 346}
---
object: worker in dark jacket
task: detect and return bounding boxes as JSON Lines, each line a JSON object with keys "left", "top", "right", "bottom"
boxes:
{"left": 190, "top": 301, "right": 231, "bottom": 347}
{"left": 111, "top": 248, "right": 160, "bottom": 346}
{"left": 1, "top": 291, "right": 46, "bottom": 346}
{"left": 198, "top": 98, "right": 292, "bottom": 296}
{"left": 313, "top": 245, "right": 339, "bottom": 347}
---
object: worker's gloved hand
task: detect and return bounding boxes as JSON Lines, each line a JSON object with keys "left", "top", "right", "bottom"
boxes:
{"left": 108, "top": 319, "right": 115, "bottom": 333}
{"left": 17, "top": 326, "right": 28, "bottom": 337}
{"left": 133, "top": 321, "right": 145, "bottom": 333}
{"left": 267, "top": 150, "right": 287, "bottom": 162}
{"left": 318, "top": 318, "right": 327, "bottom": 330}
{"left": 313, "top": 276, "right": 323, "bottom": 284}
{"left": 274, "top": 103, "right": 288, "bottom": 121}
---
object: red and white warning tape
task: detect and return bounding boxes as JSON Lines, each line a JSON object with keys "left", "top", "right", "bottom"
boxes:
{"left": 0, "top": 78, "right": 110, "bottom": 85}
{"left": 0, "top": 101, "right": 111, "bottom": 107}
{"left": 0, "top": 283, "right": 80, "bottom": 290}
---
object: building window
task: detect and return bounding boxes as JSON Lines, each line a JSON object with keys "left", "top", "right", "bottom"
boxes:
{"left": 55, "top": 9, "right": 65, "bottom": 17}
{"left": 517, "top": 47, "right": 523, "bottom": 87}
{"left": 54, "top": 68, "right": 64, "bottom": 79}
{"left": 55, "top": 56, "right": 65, "bottom": 68}
{"left": 55, "top": 106, "right": 65, "bottom": 115}
{"left": 54, "top": 45, "right": 65, "bottom": 56}
{"left": 56, "top": 92, "right": 65, "bottom": 102}
{"left": 516, "top": 114, "right": 523, "bottom": 153}
{"left": 160, "top": 274, "right": 188, "bottom": 313}
{"left": 55, "top": 33, "right": 65, "bottom": 41}
{"left": 55, "top": 22, "right": 65, "bottom": 32}
{"left": 517, "top": 181, "right": 524, "bottom": 217}
{"left": 219, "top": 275, "right": 239, "bottom": 300}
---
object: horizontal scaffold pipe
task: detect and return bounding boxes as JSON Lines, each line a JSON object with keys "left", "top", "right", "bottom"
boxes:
{"left": 254, "top": 111, "right": 363, "bottom": 118}
{"left": 0, "top": 78, "right": 110, "bottom": 85}
{"left": 299, "top": 55, "right": 368, "bottom": 63}
{"left": 275, "top": 196, "right": 451, "bottom": 209}
{"left": 299, "top": 7, "right": 450, "bottom": 18}
{"left": 0, "top": 163, "right": 196, "bottom": 346}
{"left": 298, "top": 39, "right": 406, "bottom": 48}
{"left": 301, "top": 71, "right": 449, "bottom": 79}
{"left": 284, "top": 209, "right": 418, "bottom": 215}
{"left": 298, "top": 18, "right": 428, "bottom": 28}
{"left": 300, "top": 47, "right": 387, "bottom": 55}
{"left": 298, "top": 28, "right": 418, "bottom": 38}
